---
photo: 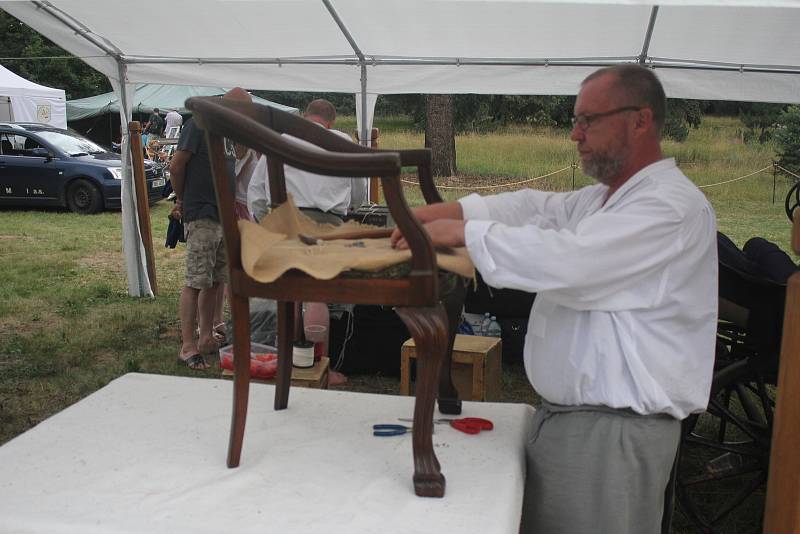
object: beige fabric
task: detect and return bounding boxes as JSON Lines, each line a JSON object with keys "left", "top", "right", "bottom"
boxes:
{"left": 239, "top": 197, "right": 474, "bottom": 282}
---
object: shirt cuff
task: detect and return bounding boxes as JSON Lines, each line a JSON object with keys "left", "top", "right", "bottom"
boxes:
{"left": 458, "top": 193, "right": 491, "bottom": 220}
{"left": 464, "top": 219, "right": 497, "bottom": 274}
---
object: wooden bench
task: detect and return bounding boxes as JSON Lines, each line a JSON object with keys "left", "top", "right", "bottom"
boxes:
{"left": 401, "top": 335, "right": 502, "bottom": 402}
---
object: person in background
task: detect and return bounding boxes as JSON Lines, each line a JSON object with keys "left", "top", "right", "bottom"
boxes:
{"left": 391, "top": 64, "right": 718, "bottom": 533}
{"left": 170, "top": 88, "right": 250, "bottom": 369}
{"left": 246, "top": 99, "right": 358, "bottom": 224}
{"left": 246, "top": 99, "right": 357, "bottom": 385}
{"left": 164, "top": 109, "right": 183, "bottom": 137}
{"left": 143, "top": 107, "right": 164, "bottom": 146}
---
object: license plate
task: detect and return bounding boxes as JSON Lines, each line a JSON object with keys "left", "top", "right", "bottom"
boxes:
{"left": 151, "top": 178, "right": 166, "bottom": 188}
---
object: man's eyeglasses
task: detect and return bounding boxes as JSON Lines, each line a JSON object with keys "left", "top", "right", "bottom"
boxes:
{"left": 570, "top": 106, "right": 642, "bottom": 130}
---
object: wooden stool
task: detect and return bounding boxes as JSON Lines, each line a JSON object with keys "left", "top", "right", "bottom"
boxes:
{"left": 401, "top": 335, "right": 501, "bottom": 401}
{"left": 223, "top": 357, "right": 330, "bottom": 389}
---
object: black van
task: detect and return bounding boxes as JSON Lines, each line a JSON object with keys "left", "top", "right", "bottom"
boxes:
{"left": 0, "top": 122, "right": 165, "bottom": 214}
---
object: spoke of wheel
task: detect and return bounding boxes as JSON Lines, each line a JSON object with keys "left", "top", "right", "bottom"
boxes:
{"left": 709, "top": 471, "right": 767, "bottom": 525}
{"left": 684, "top": 434, "right": 760, "bottom": 458}
{"left": 681, "top": 458, "right": 762, "bottom": 486}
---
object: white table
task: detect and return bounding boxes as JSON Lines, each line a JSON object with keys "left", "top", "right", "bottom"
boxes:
{"left": 0, "top": 373, "right": 534, "bottom": 534}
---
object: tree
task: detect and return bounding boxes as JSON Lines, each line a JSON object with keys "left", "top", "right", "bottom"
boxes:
{"left": 425, "top": 95, "right": 456, "bottom": 177}
{"left": 662, "top": 99, "right": 703, "bottom": 142}
{"left": 774, "top": 105, "right": 800, "bottom": 179}
{"left": 0, "top": 10, "right": 109, "bottom": 99}
{"left": 739, "top": 103, "right": 785, "bottom": 144}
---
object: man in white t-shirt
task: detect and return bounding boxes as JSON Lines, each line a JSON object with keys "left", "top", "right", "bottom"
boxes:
{"left": 391, "top": 64, "right": 718, "bottom": 533}
{"left": 246, "top": 99, "right": 360, "bottom": 385}
{"left": 246, "top": 99, "right": 365, "bottom": 225}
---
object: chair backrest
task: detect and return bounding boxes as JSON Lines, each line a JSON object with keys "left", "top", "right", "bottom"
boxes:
{"left": 184, "top": 96, "right": 440, "bottom": 299}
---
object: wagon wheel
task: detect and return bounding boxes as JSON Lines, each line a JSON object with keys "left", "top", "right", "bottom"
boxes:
{"left": 785, "top": 179, "right": 800, "bottom": 222}
{"left": 676, "top": 325, "right": 775, "bottom": 534}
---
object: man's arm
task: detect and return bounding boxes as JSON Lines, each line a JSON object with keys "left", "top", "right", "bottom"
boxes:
{"left": 169, "top": 149, "right": 192, "bottom": 219}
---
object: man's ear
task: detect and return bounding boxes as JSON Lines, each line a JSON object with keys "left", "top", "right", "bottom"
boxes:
{"left": 636, "top": 107, "right": 654, "bottom": 132}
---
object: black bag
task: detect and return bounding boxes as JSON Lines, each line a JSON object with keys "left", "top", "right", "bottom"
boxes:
{"left": 464, "top": 271, "right": 536, "bottom": 319}
{"left": 328, "top": 305, "right": 409, "bottom": 376}
{"left": 165, "top": 215, "right": 185, "bottom": 248}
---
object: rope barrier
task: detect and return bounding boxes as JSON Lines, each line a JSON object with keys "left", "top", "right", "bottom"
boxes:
{"left": 696, "top": 165, "right": 773, "bottom": 189}
{"left": 400, "top": 163, "right": 783, "bottom": 192}
{"left": 400, "top": 165, "right": 572, "bottom": 190}
{"left": 775, "top": 164, "right": 800, "bottom": 181}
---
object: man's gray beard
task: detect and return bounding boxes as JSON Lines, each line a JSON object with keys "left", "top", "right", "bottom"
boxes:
{"left": 582, "top": 150, "right": 626, "bottom": 186}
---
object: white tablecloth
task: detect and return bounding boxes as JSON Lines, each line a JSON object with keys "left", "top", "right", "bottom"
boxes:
{"left": 0, "top": 373, "right": 534, "bottom": 534}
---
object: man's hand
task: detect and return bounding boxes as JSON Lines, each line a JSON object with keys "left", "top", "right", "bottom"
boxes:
{"left": 392, "top": 219, "right": 466, "bottom": 250}
{"left": 169, "top": 199, "right": 183, "bottom": 221}
{"left": 390, "top": 201, "right": 464, "bottom": 248}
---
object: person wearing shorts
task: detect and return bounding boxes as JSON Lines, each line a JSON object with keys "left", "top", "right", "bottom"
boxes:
{"left": 169, "top": 87, "right": 249, "bottom": 369}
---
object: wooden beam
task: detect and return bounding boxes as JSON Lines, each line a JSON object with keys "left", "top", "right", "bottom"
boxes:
{"left": 127, "top": 122, "right": 158, "bottom": 295}
{"left": 763, "top": 214, "right": 800, "bottom": 534}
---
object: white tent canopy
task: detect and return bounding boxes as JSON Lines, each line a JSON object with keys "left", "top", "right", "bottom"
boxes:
{"left": 0, "top": 64, "right": 66, "bottom": 128}
{"left": 2, "top": 0, "right": 800, "bottom": 296}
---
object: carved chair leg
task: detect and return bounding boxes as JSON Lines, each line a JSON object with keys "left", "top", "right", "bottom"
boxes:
{"left": 437, "top": 280, "right": 468, "bottom": 415}
{"left": 227, "top": 293, "right": 251, "bottom": 468}
{"left": 396, "top": 304, "right": 449, "bottom": 498}
{"left": 274, "top": 300, "right": 295, "bottom": 410}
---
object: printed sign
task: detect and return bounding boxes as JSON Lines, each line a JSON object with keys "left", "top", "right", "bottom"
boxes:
{"left": 36, "top": 104, "right": 52, "bottom": 123}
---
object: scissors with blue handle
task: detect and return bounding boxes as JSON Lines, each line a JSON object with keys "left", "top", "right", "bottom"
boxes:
{"left": 373, "top": 424, "right": 412, "bottom": 436}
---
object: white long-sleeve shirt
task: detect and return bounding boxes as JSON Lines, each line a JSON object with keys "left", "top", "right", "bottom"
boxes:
{"left": 246, "top": 128, "right": 366, "bottom": 221}
{"left": 460, "top": 158, "right": 718, "bottom": 419}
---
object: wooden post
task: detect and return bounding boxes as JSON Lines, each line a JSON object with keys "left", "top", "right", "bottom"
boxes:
{"left": 763, "top": 213, "right": 800, "bottom": 534}
{"left": 356, "top": 127, "right": 381, "bottom": 204}
{"left": 369, "top": 128, "right": 380, "bottom": 204}
{"left": 127, "top": 122, "right": 158, "bottom": 295}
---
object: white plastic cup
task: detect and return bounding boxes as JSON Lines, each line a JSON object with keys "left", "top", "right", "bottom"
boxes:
{"left": 304, "top": 324, "right": 328, "bottom": 361}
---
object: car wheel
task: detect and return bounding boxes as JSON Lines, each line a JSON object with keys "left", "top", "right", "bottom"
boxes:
{"left": 66, "top": 178, "right": 103, "bottom": 214}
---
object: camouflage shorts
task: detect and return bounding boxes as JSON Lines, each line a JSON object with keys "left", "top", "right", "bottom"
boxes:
{"left": 184, "top": 218, "right": 228, "bottom": 289}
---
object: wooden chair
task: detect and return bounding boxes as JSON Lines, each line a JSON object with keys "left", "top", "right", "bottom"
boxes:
{"left": 185, "top": 96, "right": 465, "bottom": 497}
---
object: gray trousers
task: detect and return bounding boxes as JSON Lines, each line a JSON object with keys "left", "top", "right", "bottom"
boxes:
{"left": 520, "top": 402, "right": 680, "bottom": 534}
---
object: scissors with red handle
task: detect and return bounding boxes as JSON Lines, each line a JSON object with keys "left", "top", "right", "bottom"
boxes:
{"left": 448, "top": 417, "right": 493, "bottom": 435}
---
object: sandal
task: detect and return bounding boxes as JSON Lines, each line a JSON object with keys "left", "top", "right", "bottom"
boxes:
{"left": 178, "top": 353, "right": 209, "bottom": 370}
{"left": 213, "top": 322, "right": 227, "bottom": 343}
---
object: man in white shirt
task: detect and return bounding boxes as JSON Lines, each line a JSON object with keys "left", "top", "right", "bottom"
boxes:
{"left": 392, "top": 65, "right": 717, "bottom": 533}
{"left": 247, "top": 99, "right": 364, "bottom": 225}
{"left": 247, "top": 98, "right": 360, "bottom": 385}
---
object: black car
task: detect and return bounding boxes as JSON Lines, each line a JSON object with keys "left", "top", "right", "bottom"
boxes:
{"left": 0, "top": 122, "right": 166, "bottom": 214}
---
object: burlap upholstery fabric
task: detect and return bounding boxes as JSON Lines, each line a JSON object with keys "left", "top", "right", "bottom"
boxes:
{"left": 239, "top": 197, "right": 474, "bottom": 283}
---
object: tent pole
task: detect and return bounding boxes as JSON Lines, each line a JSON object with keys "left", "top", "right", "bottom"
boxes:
{"left": 638, "top": 6, "right": 660, "bottom": 64}
{"left": 115, "top": 61, "right": 149, "bottom": 297}
{"left": 322, "top": 0, "right": 369, "bottom": 145}
{"left": 360, "top": 62, "right": 368, "bottom": 147}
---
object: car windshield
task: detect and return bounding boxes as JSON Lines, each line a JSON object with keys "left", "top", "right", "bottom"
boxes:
{"left": 35, "top": 130, "right": 107, "bottom": 156}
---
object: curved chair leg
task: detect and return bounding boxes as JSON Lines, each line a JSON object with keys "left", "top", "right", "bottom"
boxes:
{"left": 274, "top": 300, "right": 295, "bottom": 410}
{"left": 396, "top": 304, "right": 449, "bottom": 498}
{"left": 228, "top": 293, "right": 251, "bottom": 468}
{"left": 437, "top": 281, "right": 467, "bottom": 415}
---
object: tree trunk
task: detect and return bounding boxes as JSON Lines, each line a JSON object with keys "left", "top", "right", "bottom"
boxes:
{"left": 425, "top": 95, "right": 457, "bottom": 177}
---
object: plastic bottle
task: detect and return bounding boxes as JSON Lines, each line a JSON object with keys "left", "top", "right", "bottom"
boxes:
{"left": 486, "top": 316, "right": 502, "bottom": 338}
{"left": 479, "top": 312, "right": 492, "bottom": 336}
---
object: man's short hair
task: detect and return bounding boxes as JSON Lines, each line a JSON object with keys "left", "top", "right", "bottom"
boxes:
{"left": 153, "top": 108, "right": 159, "bottom": 113}
{"left": 583, "top": 64, "right": 666, "bottom": 135}
{"left": 304, "top": 99, "right": 336, "bottom": 123}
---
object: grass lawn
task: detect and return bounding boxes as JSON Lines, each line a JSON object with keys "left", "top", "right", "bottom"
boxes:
{"left": 0, "top": 115, "right": 791, "bottom": 533}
